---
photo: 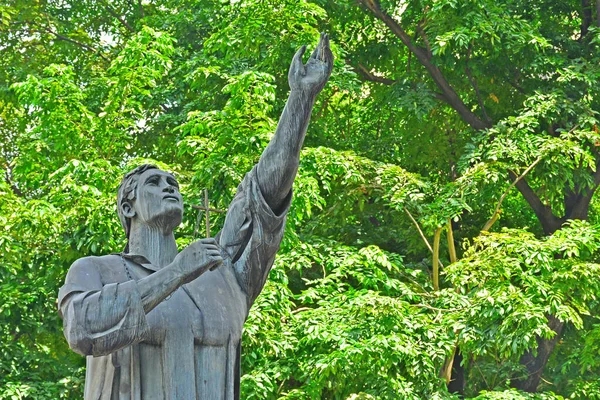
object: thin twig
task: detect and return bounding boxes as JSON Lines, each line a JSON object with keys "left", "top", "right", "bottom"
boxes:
{"left": 204, "top": 189, "right": 210, "bottom": 237}
{"left": 403, "top": 207, "right": 444, "bottom": 269}
{"left": 404, "top": 207, "right": 433, "bottom": 253}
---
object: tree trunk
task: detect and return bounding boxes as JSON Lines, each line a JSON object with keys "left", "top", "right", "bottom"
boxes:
{"left": 448, "top": 350, "right": 466, "bottom": 396}
{"left": 511, "top": 184, "right": 596, "bottom": 391}
{"left": 512, "top": 315, "right": 565, "bottom": 392}
{"left": 581, "top": 0, "right": 593, "bottom": 38}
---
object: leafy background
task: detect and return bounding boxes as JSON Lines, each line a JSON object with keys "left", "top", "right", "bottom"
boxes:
{"left": 1, "top": 0, "right": 600, "bottom": 398}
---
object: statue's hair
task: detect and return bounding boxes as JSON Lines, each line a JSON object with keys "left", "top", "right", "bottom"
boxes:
{"left": 117, "top": 164, "right": 159, "bottom": 239}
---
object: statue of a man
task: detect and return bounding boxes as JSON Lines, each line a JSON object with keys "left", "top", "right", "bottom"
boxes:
{"left": 58, "top": 34, "right": 332, "bottom": 400}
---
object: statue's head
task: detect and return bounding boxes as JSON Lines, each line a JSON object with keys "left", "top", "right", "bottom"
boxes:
{"left": 117, "top": 164, "right": 183, "bottom": 241}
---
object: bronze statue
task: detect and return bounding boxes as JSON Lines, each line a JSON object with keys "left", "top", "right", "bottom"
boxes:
{"left": 58, "top": 34, "right": 332, "bottom": 399}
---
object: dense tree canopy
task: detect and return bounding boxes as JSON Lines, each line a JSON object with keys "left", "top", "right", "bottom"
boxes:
{"left": 1, "top": 0, "right": 600, "bottom": 399}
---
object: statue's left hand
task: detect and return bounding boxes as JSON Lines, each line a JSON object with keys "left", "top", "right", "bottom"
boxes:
{"left": 288, "top": 32, "right": 333, "bottom": 96}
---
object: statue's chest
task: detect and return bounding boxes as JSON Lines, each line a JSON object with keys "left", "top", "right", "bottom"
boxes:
{"left": 136, "top": 266, "right": 247, "bottom": 347}
{"left": 143, "top": 288, "right": 204, "bottom": 344}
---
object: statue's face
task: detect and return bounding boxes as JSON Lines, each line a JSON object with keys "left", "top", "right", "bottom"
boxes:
{"left": 130, "top": 169, "right": 183, "bottom": 231}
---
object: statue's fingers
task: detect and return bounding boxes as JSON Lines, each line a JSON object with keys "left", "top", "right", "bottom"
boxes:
{"left": 290, "top": 45, "right": 307, "bottom": 76}
{"left": 209, "top": 258, "right": 223, "bottom": 271}
{"left": 310, "top": 33, "right": 323, "bottom": 60}
{"left": 322, "top": 34, "right": 333, "bottom": 63}
{"left": 310, "top": 46, "right": 319, "bottom": 60}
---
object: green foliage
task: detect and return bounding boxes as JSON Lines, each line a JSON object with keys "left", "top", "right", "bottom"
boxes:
{"left": 241, "top": 239, "right": 455, "bottom": 399}
{"left": 2, "top": 0, "right": 600, "bottom": 399}
{"left": 472, "top": 390, "right": 563, "bottom": 400}
{"left": 444, "top": 221, "right": 600, "bottom": 391}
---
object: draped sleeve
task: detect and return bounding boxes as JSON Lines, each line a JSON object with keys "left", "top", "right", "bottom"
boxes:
{"left": 58, "top": 257, "right": 150, "bottom": 357}
{"left": 218, "top": 166, "right": 291, "bottom": 307}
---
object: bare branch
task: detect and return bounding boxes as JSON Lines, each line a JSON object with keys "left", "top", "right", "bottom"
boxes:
{"left": 504, "top": 74, "right": 526, "bottom": 94}
{"left": 190, "top": 205, "right": 225, "bottom": 213}
{"left": 563, "top": 154, "right": 600, "bottom": 220}
{"left": 440, "top": 346, "right": 457, "bottom": 384}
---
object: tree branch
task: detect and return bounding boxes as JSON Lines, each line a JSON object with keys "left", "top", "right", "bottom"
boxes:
{"left": 415, "top": 19, "right": 432, "bottom": 59}
{"left": 440, "top": 345, "right": 457, "bottom": 384}
{"left": 432, "top": 227, "right": 442, "bottom": 291}
{"left": 563, "top": 154, "right": 600, "bottom": 220}
{"left": 39, "top": 26, "right": 110, "bottom": 62}
{"left": 354, "top": 62, "right": 396, "bottom": 85}
{"left": 447, "top": 219, "right": 457, "bottom": 263}
{"left": 504, "top": 74, "right": 526, "bottom": 94}
{"left": 99, "top": 0, "right": 135, "bottom": 33}
{"left": 404, "top": 207, "right": 444, "bottom": 269}
{"left": 509, "top": 171, "right": 562, "bottom": 234}
{"left": 356, "top": 0, "right": 491, "bottom": 131}
{"left": 482, "top": 156, "right": 542, "bottom": 232}
{"left": 465, "top": 43, "right": 491, "bottom": 124}
{"left": 593, "top": 154, "right": 600, "bottom": 186}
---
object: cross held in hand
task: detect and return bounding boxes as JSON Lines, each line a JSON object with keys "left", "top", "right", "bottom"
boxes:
{"left": 192, "top": 189, "right": 225, "bottom": 238}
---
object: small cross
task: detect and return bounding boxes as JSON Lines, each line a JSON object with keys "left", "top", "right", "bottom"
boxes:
{"left": 192, "top": 189, "right": 225, "bottom": 238}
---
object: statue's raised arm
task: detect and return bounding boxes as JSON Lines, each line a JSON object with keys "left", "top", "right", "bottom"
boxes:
{"left": 256, "top": 32, "right": 333, "bottom": 212}
{"left": 218, "top": 33, "right": 332, "bottom": 306}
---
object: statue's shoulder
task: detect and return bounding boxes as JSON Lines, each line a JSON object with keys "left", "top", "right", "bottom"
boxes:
{"left": 59, "top": 255, "right": 126, "bottom": 309}
{"left": 70, "top": 254, "right": 121, "bottom": 269}
{"left": 66, "top": 254, "right": 124, "bottom": 284}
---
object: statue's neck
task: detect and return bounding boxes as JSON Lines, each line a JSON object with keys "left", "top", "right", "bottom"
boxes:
{"left": 127, "top": 222, "right": 178, "bottom": 268}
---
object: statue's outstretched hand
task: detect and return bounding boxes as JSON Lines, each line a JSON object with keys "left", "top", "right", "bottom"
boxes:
{"left": 288, "top": 32, "right": 333, "bottom": 96}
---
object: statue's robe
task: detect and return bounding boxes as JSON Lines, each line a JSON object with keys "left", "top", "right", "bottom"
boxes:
{"left": 58, "top": 168, "right": 290, "bottom": 400}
